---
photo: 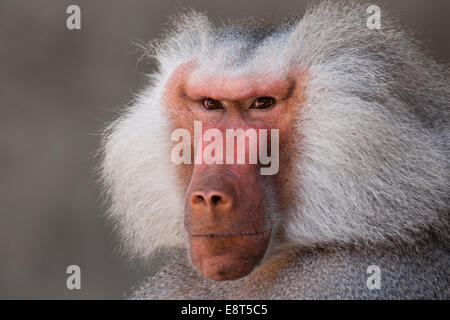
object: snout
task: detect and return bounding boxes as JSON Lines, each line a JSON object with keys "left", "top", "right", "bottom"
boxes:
{"left": 185, "top": 165, "right": 270, "bottom": 281}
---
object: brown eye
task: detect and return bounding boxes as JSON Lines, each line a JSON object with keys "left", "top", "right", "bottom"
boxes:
{"left": 202, "top": 98, "right": 223, "bottom": 110}
{"left": 250, "top": 97, "right": 276, "bottom": 109}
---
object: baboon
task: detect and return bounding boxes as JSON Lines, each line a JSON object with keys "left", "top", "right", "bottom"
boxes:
{"left": 101, "top": 1, "right": 449, "bottom": 299}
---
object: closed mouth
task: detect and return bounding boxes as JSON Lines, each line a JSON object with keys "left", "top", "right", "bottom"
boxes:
{"left": 189, "top": 228, "right": 271, "bottom": 238}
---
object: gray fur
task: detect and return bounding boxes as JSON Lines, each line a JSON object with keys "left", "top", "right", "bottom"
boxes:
{"left": 132, "top": 240, "right": 449, "bottom": 299}
{"left": 101, "top": 1, "right": 450, "bottom": 299}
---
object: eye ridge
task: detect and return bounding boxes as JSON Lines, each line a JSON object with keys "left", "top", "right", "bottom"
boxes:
{"left": 251, "top": 96, "right": 276, "bottom": 109}
{"left": 202, "top": 98, "right": 223, "bottom": 110}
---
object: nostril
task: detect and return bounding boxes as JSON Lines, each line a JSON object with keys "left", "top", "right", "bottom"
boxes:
{"left": 208, "top": 192, "right": 233, "bottom": 209}
{"left": 191, "top": 192, "right": 207, "bottom": 207}
{"left": 211, "top": 195, "right": 222, "bottom": 205}
{"left": 195, "top": 194, "right": 205, "bottom": 202}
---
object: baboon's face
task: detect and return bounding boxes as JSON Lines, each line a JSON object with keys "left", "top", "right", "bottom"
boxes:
{"left": 164, "top": 63, "right": 307, "bottom": 280}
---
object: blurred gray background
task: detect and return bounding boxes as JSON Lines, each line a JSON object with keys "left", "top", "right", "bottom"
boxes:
{"left": 0, "top": 0, "right": 449, "bottom": 299}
